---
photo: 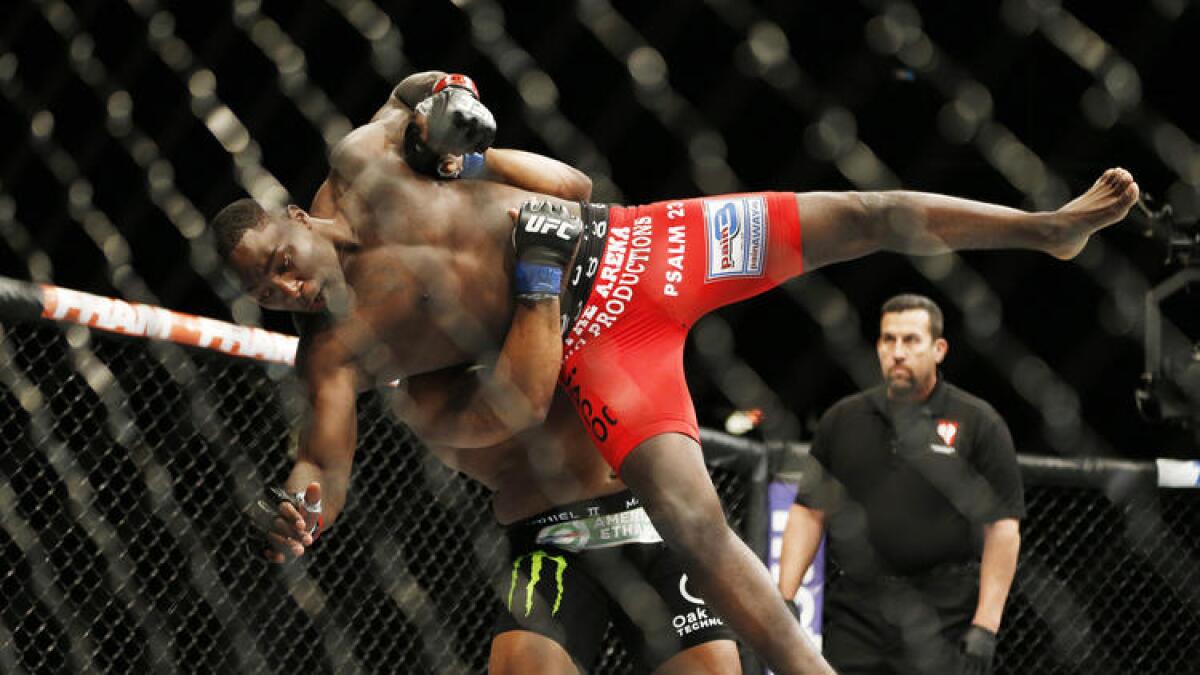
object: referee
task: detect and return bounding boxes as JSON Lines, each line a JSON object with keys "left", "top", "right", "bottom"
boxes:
{"left": 779, "top": 294, "right": 1024, "bottom": 674}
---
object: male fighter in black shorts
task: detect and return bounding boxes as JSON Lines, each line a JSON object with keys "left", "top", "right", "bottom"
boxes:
{"left": 236, "top": 73, "right": 741, "bottom": 674}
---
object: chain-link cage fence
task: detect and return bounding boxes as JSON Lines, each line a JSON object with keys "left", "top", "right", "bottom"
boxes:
{"left": 5, "top": 319, "right": 1199, "bottom": 674}
{"left": 3, "top": 0, "right": 1200, "bottom": 673}
{"left": 779, "top": 451, "right": 1200, "bottom": 675}
{"left": 0, "top": 320, "right": 762, "bottom": 674}
{"left": 998, "top": 487, "right": 1200, "bottom": 675}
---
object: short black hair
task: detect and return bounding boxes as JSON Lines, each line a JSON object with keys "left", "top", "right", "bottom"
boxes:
{"left": 211, "top": 198, "right": 267, "bottom": 262}
{"left": 880, "top": 293, "right": 944, "bottom": 339}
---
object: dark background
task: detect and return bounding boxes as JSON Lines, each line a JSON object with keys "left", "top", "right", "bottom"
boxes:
{"left": 2, "top": 0, "right": 1198, "bottom": 459}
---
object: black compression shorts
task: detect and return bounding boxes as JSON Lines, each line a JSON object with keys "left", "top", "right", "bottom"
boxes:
{"left": 493, "top": 490, "right": 737, "bottom": 672}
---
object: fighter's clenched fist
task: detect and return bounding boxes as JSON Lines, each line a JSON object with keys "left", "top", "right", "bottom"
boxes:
{"left": 511, "top": 200, "right": 583, "bottom": 302}
{"left": 251, "top": 482, "right": 323, "bottom": 564}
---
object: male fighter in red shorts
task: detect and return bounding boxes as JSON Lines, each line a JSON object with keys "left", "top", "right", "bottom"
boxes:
{"left": 214, "top": 70, "right": 1138, "bottom": 674}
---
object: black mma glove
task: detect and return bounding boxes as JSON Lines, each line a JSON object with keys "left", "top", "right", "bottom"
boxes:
{"left": 782, "top": 594, "right": 803, "bottom": 623}
{"left": 960, "top": 624, "right": 997, "bottom": 675}
{"left": 404, "top": 74, "right": 493, "bottom": 179}
{"left": 414, "top": 74, "right": 496, "bottom": 156}
{"left": 512, "top": 200, "right": 582, "bottom": 302}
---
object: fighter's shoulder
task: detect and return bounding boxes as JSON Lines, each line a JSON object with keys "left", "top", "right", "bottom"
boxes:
{"left": 293, "top": 311, "right": 344, "bottom": 372}
{"left": 330, "top": 112, "right": 404, "bottom": 168}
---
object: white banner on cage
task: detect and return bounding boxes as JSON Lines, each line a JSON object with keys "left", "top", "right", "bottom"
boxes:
{"left": 1156, "top": 459, "right": 1200, "bottom": 488}
{"left": 39, "top": 283, "right": 299, "bottom": 365}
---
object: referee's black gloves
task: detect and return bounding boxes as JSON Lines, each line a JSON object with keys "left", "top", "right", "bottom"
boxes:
{"left": 960, "top": 624, "right": 997, "bottom": 675}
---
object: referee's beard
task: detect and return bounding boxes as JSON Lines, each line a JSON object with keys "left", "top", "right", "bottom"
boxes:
{"left": 885, "top": 367, "right": 933, "bottom": 402}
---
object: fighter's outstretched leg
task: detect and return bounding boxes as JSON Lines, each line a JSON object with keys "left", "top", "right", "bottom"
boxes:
{"left": 797, "top": 167, "right": 1139, "bottom": 271}
{"left": 620, "top": 433, "right": 835, "bottom": 675}
{"left": 1047, "top": 167, "right": 1140, "bottom": 259}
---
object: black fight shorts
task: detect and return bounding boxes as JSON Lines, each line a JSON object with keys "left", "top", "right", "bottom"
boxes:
{"left": 493, "top": 490, "right": 736, "bottom": 672}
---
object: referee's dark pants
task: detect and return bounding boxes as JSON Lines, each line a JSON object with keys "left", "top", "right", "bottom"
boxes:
{"left": 823, "top": 562, "right": 978, "bottom": 675}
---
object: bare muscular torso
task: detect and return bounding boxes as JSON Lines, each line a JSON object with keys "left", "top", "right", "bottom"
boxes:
{"left": 312, "top": 106, "right": 619, "bottom": 522}
{"left": 427, "top": 390, "right": 624, "bottom": 524}
{"left": 312, "top": 106, "right": 582, "bottom": 382}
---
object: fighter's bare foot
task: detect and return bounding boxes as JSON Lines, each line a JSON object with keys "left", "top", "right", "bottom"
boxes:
{"left": 1047, "top": 167, "right": 1139, "bottom": 259}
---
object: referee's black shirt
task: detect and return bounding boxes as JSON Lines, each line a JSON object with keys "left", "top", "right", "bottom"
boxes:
{"left": 796, "top": 378, "right": 1025, "bottom": 578}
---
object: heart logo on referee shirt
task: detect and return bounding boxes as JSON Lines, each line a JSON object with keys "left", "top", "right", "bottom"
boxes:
{"left": 936, "top": 420, "right": 959, "bottom": 447}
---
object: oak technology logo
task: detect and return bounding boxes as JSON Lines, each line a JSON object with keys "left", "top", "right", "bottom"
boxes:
{"left": 673, "top": 574, "right": 725, "bottom": 636}
{"left": 508, "top": 550, "right": 568, "bottom": 617}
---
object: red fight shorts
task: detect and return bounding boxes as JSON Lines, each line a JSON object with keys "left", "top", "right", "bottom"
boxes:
{"left": 560, "top": 192, "right": 804, "bottom": 472}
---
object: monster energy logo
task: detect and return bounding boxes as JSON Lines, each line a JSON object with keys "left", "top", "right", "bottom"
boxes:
{"left": 507, "top": 550, "right": 568, "bottom": 617}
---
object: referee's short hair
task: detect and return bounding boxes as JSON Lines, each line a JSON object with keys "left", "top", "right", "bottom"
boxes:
{"left": 881, "top": 294, "right": 944, "bottom": 339}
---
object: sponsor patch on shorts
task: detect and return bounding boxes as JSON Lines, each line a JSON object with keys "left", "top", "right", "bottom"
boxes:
{"left": 703, "top": 196, "right": 767, "bottom": 280}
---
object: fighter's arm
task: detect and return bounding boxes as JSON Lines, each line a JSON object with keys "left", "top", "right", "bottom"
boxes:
{"left": 367, "top": 71, "right": 591, "bottom": 198}
{"left": 476, "top": 149, "right": 592, "bottom": 201}
{"left": 390, "top": 297, "right": 562, "bottom": 448}
{"left": 258, "top": 332, "right": 359, "bottom": 563}
{"left": 392, "top": 200, "right": 581, "bottom": 447}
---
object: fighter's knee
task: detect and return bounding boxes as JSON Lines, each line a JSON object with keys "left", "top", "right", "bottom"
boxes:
{"left": 859, "top": 191, "right": 916, "bottom": 246}
{"left": 489, "top": 631, "right": 579, "bottom": 675}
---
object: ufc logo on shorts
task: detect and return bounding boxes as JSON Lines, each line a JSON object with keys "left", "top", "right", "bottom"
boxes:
{"left": 525, "top": 215, "right": 575, "bottom": 240}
